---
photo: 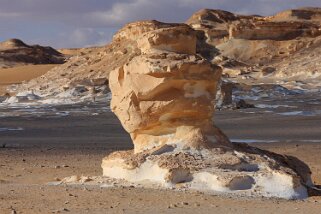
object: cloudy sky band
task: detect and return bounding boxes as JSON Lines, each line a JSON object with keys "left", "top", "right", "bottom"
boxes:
{"left": 0, "top": 0, "right": 320, "bottom": 48}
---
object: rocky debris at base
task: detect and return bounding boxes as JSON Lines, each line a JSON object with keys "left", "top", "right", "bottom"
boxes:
{"left": 101, "top": 143, "right": 312, "bottom": 199}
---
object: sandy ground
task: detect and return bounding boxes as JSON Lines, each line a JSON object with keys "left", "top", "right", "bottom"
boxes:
{"left": 0, "top": 64, "right": 56, "bottom": 95}
{"left": 0, "top": 108, "right": 321, "bottom": 214}
{"left": 0, "top": 85, "right": 7, "bottom": 95}
{"left": 1, "top": 144, "right": 321, "bottom": 214}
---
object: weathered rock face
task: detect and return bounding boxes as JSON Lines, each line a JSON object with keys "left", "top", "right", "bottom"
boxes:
{"left": 108, "top": 21, "right": 226, "bottom": 153}
{"left": 102, "top": 20, "right": 313, "bottom": 199}
{"left": 229, "top": 21, "right": 321, "bottom": 41}
{"left": 187, "top": 8, "right": 321, "bottom": 67}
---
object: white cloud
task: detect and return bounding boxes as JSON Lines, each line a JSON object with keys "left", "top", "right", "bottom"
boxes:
{"left": 85, "top": 0, "right": 321, "bottom": 28}
{"left": 52, "top": 28, "right": 114, "bottom": 48}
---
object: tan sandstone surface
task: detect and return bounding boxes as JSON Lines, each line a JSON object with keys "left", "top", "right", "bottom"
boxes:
{"left": 0, "top": 65, "right": 58, "bottom": 96}
{"left": 186, "top": 7, "right": 321, "bottom": 81}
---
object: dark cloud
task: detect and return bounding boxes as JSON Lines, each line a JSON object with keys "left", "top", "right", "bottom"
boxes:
{"left": 0, "top": 0, "right": 320, "bottom": 48}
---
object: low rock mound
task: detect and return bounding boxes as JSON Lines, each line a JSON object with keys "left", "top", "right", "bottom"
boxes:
{"left": 0, "top": 39, "right": 66, "bottom": 68}
{"left": 0, "top": 39, "right": 29, "bottom": 49}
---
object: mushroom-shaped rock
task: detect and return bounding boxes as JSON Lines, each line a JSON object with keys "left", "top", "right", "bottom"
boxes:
{"left": 102, "top": 20, "right": 313, "bottom": 199}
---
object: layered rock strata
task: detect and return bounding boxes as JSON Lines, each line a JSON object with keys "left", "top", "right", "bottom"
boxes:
{"left": 187, "top": 8, "right": 321, "bottom": 67}
{"left": 102, "top": 21, "right": 313, "bottom": 199}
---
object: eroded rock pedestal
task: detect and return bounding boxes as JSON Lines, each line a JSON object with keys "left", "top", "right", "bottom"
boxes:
{"left": 102, "top": 21, "right": 313, "bottom": 199}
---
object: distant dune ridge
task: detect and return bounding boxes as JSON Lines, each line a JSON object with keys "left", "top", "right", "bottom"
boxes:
{"left": 0, "top": 39, "right": 66, "bottom": 95}
{"left": 1, "top": 7, "right": 321, "bottom": 102}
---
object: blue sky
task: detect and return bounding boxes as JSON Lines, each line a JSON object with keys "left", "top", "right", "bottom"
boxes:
{"left": 0, "top": 0, "right": 320, "bottom": 48}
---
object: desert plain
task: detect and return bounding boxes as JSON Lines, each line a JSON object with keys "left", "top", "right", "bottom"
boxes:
{"left": 0, "top": 103, "right": 321, "bottom": 213}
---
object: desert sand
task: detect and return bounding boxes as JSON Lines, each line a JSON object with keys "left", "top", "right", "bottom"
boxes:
{"left": 0, "top": 64, "right": 57, "bottom": 84}
{"left": 0, "top": 145, "right": 320, "bottom": 214}
{"left": 0, "top": 64, "right": 57, "bottom": 95}
{"left": 0, "top": 109, "right": 321, "bottom": 213}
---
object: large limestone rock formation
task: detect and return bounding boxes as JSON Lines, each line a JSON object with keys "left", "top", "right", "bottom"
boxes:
{"left": 102, "top": 21, "right": 313, "bottom": 199}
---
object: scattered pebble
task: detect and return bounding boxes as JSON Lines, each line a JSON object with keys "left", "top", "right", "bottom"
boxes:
{"left": 52, "top": 208, "right": 69, "bottom": 213}
{"left": 10, "top": 208, "right": 17, "bottom": 214}
{"left": 168, "top": 203, "right": 177, "bottom": 208}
